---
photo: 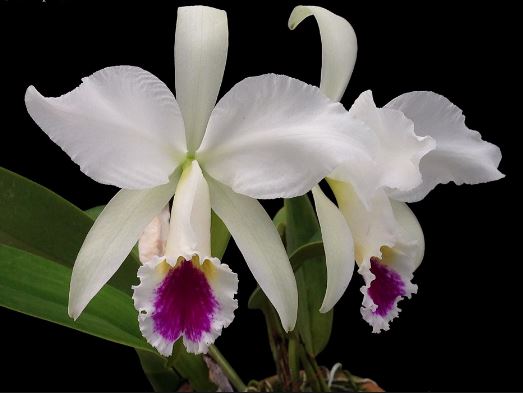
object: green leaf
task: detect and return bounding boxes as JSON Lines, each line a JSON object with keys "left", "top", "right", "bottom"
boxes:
{"left": 211, "top": 210, "right": 230, "bottom": 260}
{"left": 0, "top": 244, "right": 150, "bottom": 350}
{"left": 285, "top": 195, "right": 333, "bottom": 357}
{"left": 0, "top": 167, "right": 139, "bottom": 295}
{"left": 273, "top": 206, "right": 287, "bottom": 241}
{"left": 136, "top": 349, "right": 182, "bottom": 392}
{"left": 84, "top": 205, "right": 105, "bottom": 220}
{"left": 168, "top": 340, "right": 217, "bottom": 391}
{"left": 248, "top": 241, "right": 324, "bottom": 309}
{"left": 0, "top": 169, "right": 218, "bottom": 390}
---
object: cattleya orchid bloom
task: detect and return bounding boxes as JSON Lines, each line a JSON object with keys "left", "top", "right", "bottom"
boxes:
{"left": 24, "top": 6, "right": 375, "bottom": 354}
{"left": 289, "top": 6, "right": 504, "bottom": 332}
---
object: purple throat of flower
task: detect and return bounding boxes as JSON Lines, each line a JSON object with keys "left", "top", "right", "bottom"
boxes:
{"left": 367, "top": 257, "right": 406, "bottom": 316}
{"left": 152, "top": 259, "right": 218, "bottom": 342}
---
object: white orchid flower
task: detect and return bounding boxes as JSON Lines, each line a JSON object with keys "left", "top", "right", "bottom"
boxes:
{"left": 24, "top": 6, "right": 375, "bottom": 354}
{"left": 290, "top": 5, "right": 504, "bottom": 332}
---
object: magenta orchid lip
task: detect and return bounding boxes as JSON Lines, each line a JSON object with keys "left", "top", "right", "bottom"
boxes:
{"left": 152, "top": 260, "right": 219, "bottom": 343}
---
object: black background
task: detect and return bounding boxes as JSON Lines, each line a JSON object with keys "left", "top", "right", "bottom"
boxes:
{"left": 0, "top": 1, "right": 519, "bottom": 391}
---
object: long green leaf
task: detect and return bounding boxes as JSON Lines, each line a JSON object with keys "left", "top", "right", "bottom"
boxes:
{"left": 248, "top": 241, "right": 324, "bottom": 308}
{"left": 0, "top": 244, "right": 150, "bottom": 350}
{"left": 285, "top": 195, "right": 333, "bottom": 357}
{"left": 136, "top": 349, "right": 182, "bottom": 392}
{"left": 0, "top": 167, "right": 139, "bottom": 295}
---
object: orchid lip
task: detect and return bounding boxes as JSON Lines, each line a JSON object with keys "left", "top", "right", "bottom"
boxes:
{"left": 367, "top": 257, "right": 406, "bottom": 317}
{"left": 152, "top": 259, "right": 219, "bottom": 343}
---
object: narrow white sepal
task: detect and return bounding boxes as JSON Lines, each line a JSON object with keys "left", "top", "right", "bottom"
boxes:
{"left": 289, "top": 5, "right": 357, "bottom": 101}
{"left": 312, "top": 186, "right": 355, "bottom": 313}
{"left": 175, "top": 6, "right": 228, "bottom": 153}
{"left": 68, "top": 172, "right": 179, "bottom": 319}
{"left": 207, "top": 176, "right": 298, "bottom": 331}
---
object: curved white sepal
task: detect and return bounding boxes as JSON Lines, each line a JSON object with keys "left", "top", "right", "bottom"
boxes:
{"left": 175, "top": 6, "right": 228, "bottom": 153}
{"left": 25, "top": 66, "right": 186, "bottom": 189}
{"left": 69, "top": 172, "right": 179, "bottom": 319}
{"left": 385, "top": 91, "right": 504, "bottom": 202}
{"left": 198, "top": 74, "right": 376, "bottom": 199}
{"left": 312, "top": 186, "right": 355, "bottom": 313}
{"left": 289, "top": 5, "right": 357, "bottom": 101}
{"left": 207, "top": 176, "right": 298, "bottom": 331}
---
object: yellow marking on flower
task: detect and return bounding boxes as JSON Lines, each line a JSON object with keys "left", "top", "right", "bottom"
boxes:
{"left": 201, "top": 259, "right": 217, "bottom": 281}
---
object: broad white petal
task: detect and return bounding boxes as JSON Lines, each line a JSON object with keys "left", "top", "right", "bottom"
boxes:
{"left": 165, "top": 161, "right": 212, "bottom": 260}
{"left": 175, "top": 6, "right": 228, "bottom": 153}
{"left": 385, "top": 91, "right": 504, "bottom": 202}
{"left": 138, "top": 205, "right": 171, "bottom": 264}
{"left": 328, "top": 179, "right": 397, "bottom": 265}
{"left": 360, "top": 201, "right": 424, "bottom": 332}
{"left": 349, "top": 90, "right": 436, "bottom": 193}
{"left": 25, "top": 66, "right": 186, "bottom": 189}
{"left": 133, "top": 256, "right": 237, "bottom": 356}
{"left": 207, "top": 177, "right": 298, "bottom": 331}
{"left": 311, "top": 186, "right": 355, "bottom": 313}
{"left": 289, "top": 5, "right": 357, "bottom": 101}
{"left": 69, "top": 173, "right": 179, "bottom": 319}
{"left": 198, "top": 74, "right": 376, "bottom": 199}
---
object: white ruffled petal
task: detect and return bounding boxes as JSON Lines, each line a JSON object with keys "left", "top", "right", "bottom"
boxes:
{"left": 349, "top": 90, "right": 436, "bottom": 193}
{"left": 385, "top": 91, "right": 504, "bottom": 202}
{"left": 175, "top": 6, "right": 228, "bottom": 153}
{"left": 25, "top": 66, "right": 186, "bottom": 189}
{"left": 288, "top": 5, "right": 357, "bottom": 101}
{"left": 198, "top": 74, "right": 376, "bottom": 199}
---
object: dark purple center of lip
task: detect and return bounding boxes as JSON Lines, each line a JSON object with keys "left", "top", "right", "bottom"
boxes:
{"left": 367, "top": 257, "right": 406, "bottom": 317}
{"left": 152, "top": 259, "right": 218, "bottom": 342}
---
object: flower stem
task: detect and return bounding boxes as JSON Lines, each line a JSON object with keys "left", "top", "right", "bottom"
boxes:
{"left": 288, "top": 332, "right": 300, "bottom": 390}
{"left": 299, "top": 347, "right": 321, "bottom": 392}
{"left": 308, "top": 350, "right": 330, "bottom": 392}
{"left": 208, "top": 345, "right": 246, "bottom": 392}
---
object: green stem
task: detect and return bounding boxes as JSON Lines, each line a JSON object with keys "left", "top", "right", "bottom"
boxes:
{"left": 288, "top": 332, "right": 300, "bottom": 389}
{"left": 208, "top": 345, "right": 247, "bottom": 392}
{"left": 299, "top": 347, "right": 321, "bottom": 392}
{"left": 261, "top": 303, "right": 292, "bottom": 390}
{"left": 307, "top": 351, "right": 329, "bottom": 392}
